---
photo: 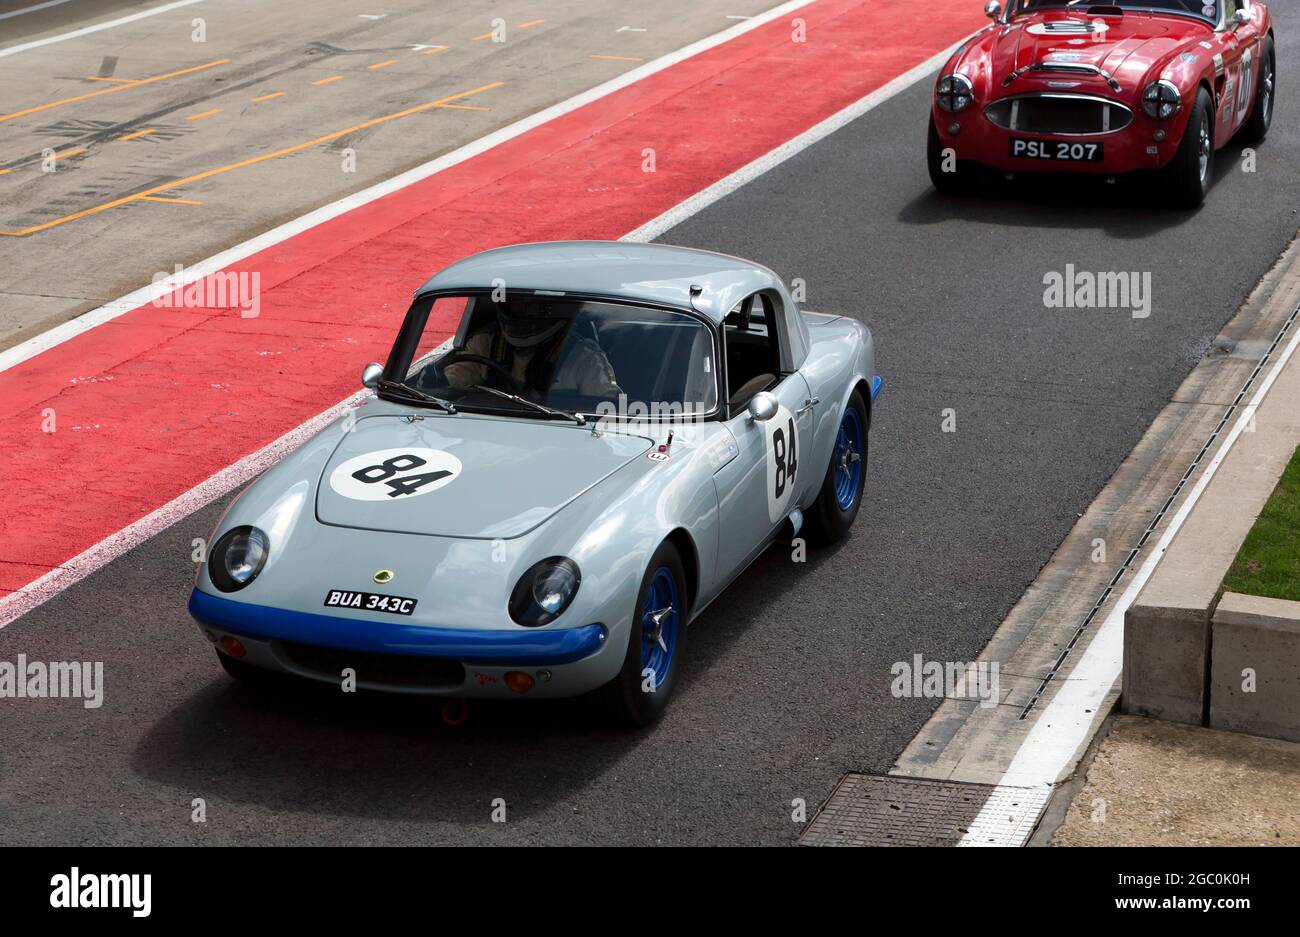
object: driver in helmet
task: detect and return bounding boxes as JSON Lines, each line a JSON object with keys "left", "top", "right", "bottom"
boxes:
{"left": 443, "top": 298, "right": 622, "bottom": 399}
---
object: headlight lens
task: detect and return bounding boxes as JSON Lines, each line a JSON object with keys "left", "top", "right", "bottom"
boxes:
{"left": 510, "top": 557, "right": 581, "bottom": 627}
{"left": 209, "top": 525, "right": 269, "bottom": 592}
{"left": 1142, "top": 79, "right": 1181, "bottom": 119}
{"left": 936, "top": 74, "right": 974, "bottom": 113}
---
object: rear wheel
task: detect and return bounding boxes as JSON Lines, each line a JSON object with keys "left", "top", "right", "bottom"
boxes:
{"left": 599, "top": 541, "right": 687, "bottom": 727}
{"left": 804, "top": 390, "right": 868, "bottom": 546}
{"left": 1240, "top": 37, "right": 1275, "bottom": 144}
{"left": 1161, "top": 87, "right": 1214, "bottom": 209}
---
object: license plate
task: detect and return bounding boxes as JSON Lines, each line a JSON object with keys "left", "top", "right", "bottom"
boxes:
{"left": 323, "top": 590, "right": 418, "bottom": 616}
{"left": 1009, "top": 138, "right": 1103, "bottom": 162}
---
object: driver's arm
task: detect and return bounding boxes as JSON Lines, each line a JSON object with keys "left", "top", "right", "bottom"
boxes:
{"left": 558, "top": 339, "right": 622, "bottom": 398}
{"left": 441, "top": 332, "right": 492, "bottom": 388}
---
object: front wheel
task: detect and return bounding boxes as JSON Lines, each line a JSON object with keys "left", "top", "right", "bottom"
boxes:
{"left": 598, "top": 540, "right": 688, "bottom": 727}
{"left": 803, "top": 390, "right": 868, "bottom": 546}
{"left": 1161, "top": 87, "right": 1214, "bottom": 209}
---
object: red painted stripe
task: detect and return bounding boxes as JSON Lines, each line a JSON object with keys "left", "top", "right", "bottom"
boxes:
{"left": 0, "top": 0, "right": 984, "bottom": 594}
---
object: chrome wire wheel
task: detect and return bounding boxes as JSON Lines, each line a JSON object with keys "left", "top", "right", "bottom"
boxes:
{"left": 1197, "top": 120, "right": 1211, "bottom": 184}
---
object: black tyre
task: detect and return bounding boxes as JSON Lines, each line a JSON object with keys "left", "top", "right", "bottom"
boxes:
{"left": 1240, "top": 37, "right": 1275, "bottom": 144}
{"left": 803, "top": 390, "right": 868, "bottom": 546}
{"left": 1161, "top": 87, "right": 1214, "bottom": 209}
{"left": 599, "top": 540, "right": 688, "bottom": 727}
{"left": 927, "top": 118, "right": 971, "bottom": 195}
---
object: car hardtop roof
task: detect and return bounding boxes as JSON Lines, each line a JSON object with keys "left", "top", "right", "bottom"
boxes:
{"left": 415, "top": 240, "right": 786, "bottom": 324}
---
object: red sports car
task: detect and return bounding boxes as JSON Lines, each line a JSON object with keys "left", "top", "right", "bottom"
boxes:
{"left": 927, "top": 0, "right": 1275, "bottom": 207}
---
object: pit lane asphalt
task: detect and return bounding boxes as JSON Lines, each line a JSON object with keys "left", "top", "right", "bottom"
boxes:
{"left": 2, "top": 11, "right": 1298, "bottom": 845}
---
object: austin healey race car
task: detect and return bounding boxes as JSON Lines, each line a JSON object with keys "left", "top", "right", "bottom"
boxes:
{"left": 928, "top": 0, "right": 1275, "bottom": 207}
{"left": 189, "top": 242, "right": 880, "bottom": 725}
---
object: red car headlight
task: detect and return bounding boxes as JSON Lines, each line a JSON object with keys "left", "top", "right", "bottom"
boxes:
{"left": 936, "top": 74, "right": 974, "bottom": 113}
{"left": 1141, "top": 80, "right": 1181, "bottom": 120}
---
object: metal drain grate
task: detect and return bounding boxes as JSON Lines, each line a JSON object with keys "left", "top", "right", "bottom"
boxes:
{"left": 798, "top": 774, "right": 1050, "bottom": 847}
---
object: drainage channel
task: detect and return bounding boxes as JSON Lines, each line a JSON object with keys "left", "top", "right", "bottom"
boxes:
{"left": 1017, "top": 300, "right": 1300, "bottom": 720}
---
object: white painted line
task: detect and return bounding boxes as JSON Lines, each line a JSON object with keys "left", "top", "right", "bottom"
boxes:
{"left": 0, "top": 0, "right": 77, "bottom": 23}
{"left": 958, "top": 315, "right": 1300, "bottom": 844}
{"left": 0, "top": 2, "right": 946, "bottom": 629}
{"left": 0, "top": 0, "right": 814, "bottom": 373}
{"left": 0, "top": 0, "right": 207, "bottom": 58}
{"left": 624, "top": 42, "right": 960, "bottom": 243}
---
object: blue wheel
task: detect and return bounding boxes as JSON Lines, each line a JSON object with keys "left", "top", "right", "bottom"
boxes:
{"left": 601, "top": 541, "right": 688, "bottom": 726}
{"left": 833, "top": 406, "right": 864, "bottom": 512}
{"left": 639, "top": 567, "right": 680, "bottom": 691}
{"left": 806, "top": 390, "right": 868, "bottom": 545}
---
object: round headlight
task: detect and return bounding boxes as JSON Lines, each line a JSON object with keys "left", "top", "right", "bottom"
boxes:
{"left": 1142, "top": 79, "right": 1181, "bottom": 120}
{"left": 936, "top": 74, "right": 974, "bottom": 113}
{"left": 209, "top": 526, "right": 269, "bottom": 592}
{"left": 510, "top": 557, "right": 581, "bottom": 627}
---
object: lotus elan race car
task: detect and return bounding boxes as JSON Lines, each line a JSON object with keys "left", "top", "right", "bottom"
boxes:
{"left": 189, "top": 242, "right": 881, "bottom": 725}
{"left": 928, "top": 0, "right": 1275, "bottom": 207}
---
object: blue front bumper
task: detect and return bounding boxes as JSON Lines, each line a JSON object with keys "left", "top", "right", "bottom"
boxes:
{"left": 188, "top": 590, "right": 608, "bottom": 666}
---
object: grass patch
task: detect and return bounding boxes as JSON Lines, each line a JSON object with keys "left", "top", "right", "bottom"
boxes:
{"left": 1222, "top": 443, "right": 1300, "bottom": 602}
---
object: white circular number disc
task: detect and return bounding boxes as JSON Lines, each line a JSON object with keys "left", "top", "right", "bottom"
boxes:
{"left": 763, "top": 404, "right": 799, "bottom": 524}
{"left": 329, "top": 447, "right": 462, "bottom": 501}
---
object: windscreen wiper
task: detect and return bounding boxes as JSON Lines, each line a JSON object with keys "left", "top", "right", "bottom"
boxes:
{"left": 375, "top": 379, "right": 457, "bottom": 414}
{"left": 468, "top": 384, "right": 586, "bottom": 425}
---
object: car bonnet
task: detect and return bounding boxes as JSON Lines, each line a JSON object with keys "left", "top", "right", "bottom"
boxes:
{"left": 316, "top": 412, "right": 653, "bottom": 539}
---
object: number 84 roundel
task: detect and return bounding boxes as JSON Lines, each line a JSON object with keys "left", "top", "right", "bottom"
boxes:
{"left": 763, "top": 404, "right": 799, "bottom": 524}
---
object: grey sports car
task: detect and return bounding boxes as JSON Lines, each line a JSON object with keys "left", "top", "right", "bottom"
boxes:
{"left": 189, "top": 241, "right": 881, "bottom": 725}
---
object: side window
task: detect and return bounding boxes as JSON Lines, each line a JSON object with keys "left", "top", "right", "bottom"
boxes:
{"left": 723, "top": 292, "right": 782, "bottom": 408}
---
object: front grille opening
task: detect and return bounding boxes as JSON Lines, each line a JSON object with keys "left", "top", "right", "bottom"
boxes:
{"left": 985, "top": 96, "right": 1131, "bottom": 135}
{"left": 277, "top": 641, "right": 466, "bottom": 689}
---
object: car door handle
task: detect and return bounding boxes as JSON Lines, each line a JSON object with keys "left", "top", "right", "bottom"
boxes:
{"left": 796, "top": 397, "right": 819, "bottom": 415}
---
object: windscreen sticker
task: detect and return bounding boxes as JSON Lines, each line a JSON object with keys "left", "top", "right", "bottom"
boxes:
{"left": 763, "top": 404, "right": 800, "bottom": 524}
{"left": 329, "top": 447, "right": 462, "bottom": 501}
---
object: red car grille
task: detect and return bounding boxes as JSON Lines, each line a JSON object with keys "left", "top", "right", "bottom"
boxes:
{"left": 984, "top": 95, "right": 1133, "bottom": 136}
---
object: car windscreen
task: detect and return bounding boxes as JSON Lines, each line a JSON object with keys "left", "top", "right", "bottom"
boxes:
{"left": 396, "top": 294, "right": 718, "bottom": 419}
{"left": 1017, "top": 0, "right": 1218, "bottom": 16}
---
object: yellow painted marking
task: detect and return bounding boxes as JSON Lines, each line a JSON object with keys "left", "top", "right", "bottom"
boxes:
{"left": 52, "top": 147, "right": 86, "bottom": 159}
{"left": 516, "top": 19, "right": 544, "bottom": 28}
{"left": 433, "top": 103, "right": 489, "bottom": 111}
{"left": 117, "top": 128, "right": 157, "bottom": 141}
{"left": 470, "top": 31, "right": 492, "bottom": 40}
{"left": 140, "top": 195, "right": 202, "bottom": 205}
{"left": 312, "top": 75, "right": 344, "bottom": 86}
{"left": 0, "top": 169, "right": 10, "bottom": 175}
{"left": 0, "top": 59, "right": 229, "bottom": 126}
{"left": 368, "top": 59, "right": 398, "bottom": 70}
{"left": 591, "top": 54, "right": 644, "bottom": 62}
{"left": 252, "top": 92, "right": 285, "bottom": 103}
{"left": 0, "top": 82, "right": 504, "bottom": 237}
{"left": 186, "top": 108, "right": 223, "bottom": 121}
{"left": 84, "top": 76, "right": 138, "bottom": 84}
{"left": 420, "top": 46, "right": 449, "bottom": 55}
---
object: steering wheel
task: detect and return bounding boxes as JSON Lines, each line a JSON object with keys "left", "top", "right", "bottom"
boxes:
{"left": 440, "top": 352, "right": 524, "bottom": 391}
